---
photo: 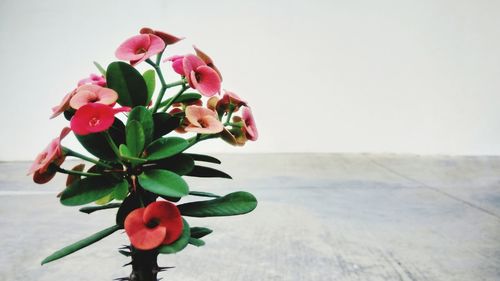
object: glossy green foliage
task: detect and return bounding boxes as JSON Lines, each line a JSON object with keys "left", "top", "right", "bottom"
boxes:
{"left": 186, "top": 166, "right": 232, "bottom": 179}
{"left": 79, "top": 203, "right": 121, "bottom": 214}
{"left": 158, "top": 219, "right": 191, "bottom": 254}
{"left": 143, "top": 69, "right": 156, "bottom": 105}
{"left": 188, "top": 238, "right": 205, "bottom": 247}
{"left": 76, "top": 118, "right": 125, "bottom": 161}
{"left": 41, "top": 225, "right": 120, "bottom": 265}
{"left": 128, "top": 106, "right": 154, "bottom": 146}
{"left": 159, "top": 93, "right": 202, "bottom": 108}
{"left": 152, "top": 113, "right": 181, "bottom": 139}
{"left": 116, "top": 193, "right": 141, "bottom": 227}
{"left": 93, "top": 61, "right": 106, "bottom": 76}
{"left": 60, "top": 177, "right": 127, "bottom": 206}
{"left": 145, "top": 137, "right": 189, "bottom": 161}
{"left": 106, "top": 61, "right": 148, "bottom": 107}
{"left": 153, "top": 153, "right": 194, "bottom": 175}
{"left": 138, "top": 169, "right": 189, "bottom": 198}
{"left": 178, "top": 191, "right": 257, "bottom": 217}
{"left": 126, "top": 120, "right": 145, "bottom": 157}
{"left": 190, "top": 227, "right": 213, "bottom": 239}
{"left": 189, "top": 191, "right": 221, "bottom": 198}
{"left": 185, "top": 153, "right": 221, "bottom": 164}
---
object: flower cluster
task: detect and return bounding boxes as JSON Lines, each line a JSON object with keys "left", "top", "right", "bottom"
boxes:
{"left": 32, "top": 27, "right": 258, "bottom": 277}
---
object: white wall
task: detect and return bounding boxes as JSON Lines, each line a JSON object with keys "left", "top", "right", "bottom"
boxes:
{"left": 1, "top": 0, "right": 500, "bottom": 161}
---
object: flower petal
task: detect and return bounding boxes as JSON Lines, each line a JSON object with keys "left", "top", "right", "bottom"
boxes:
{"left": 143, "top": 201, "right": 183, "bottom": 245}
{"left": 182, "top": 54, "right": 206, "bottom": 88}
{"left": 191, "top": 66, "right": 221, "bottom": 97}
{"left": 125, "top": 208, "right": 167, "bottom": 250}
{"left": 115, "top": 34, "right": 150, "bottom": 61}
{"left": 243, "top": 107, "right": 258, "bottom": 141}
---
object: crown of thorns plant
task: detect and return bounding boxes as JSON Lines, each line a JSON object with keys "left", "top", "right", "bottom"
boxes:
{"left": 29, "top": 27, "right": 258, "bottom": 281}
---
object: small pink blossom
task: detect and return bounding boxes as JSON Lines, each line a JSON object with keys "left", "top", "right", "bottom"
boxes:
{"left": 115, "top": 34, "right": 165, "bottom": 66}
{"left": 78, "top": 74, "right": 106, "bottom": 87}
{"left": 184, "top": 105, "right": 223, "bottom": 134}
{"left": 140, "top": 28, "right": 184, "bottom": 45}
{"left": 71, "top": 103, "right": 131, "bottom": 136}
{"left": 28, "top": 127, "right": 71, "bottom": 183}
{"left": 193, "top": 46, "right": 222, "bottom": 81}
{"left": 69, "top": 85, "right": 118, "bottom": 110}
{"left": 242, "top": 107, "right": 258, "bottom": 141}
{"left": 183, "top": 54, "right": 221, "bottom": 97}
{"left": 217, "top": 90, "right": 247, "bottom": 112}
{"left": 50, "top": 89, "right": 76, "bottom": 119}
{"left": 164, "top": 55, "right": 185, "bottom": 75}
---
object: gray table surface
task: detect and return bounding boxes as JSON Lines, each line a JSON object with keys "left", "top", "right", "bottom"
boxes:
{"left": 0, "top": 154, "right": 499, "bottom": 280}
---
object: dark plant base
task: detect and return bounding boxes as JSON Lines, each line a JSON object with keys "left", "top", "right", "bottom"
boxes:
{"left": 117, "top": 246, "right": 172, "bottom": 281}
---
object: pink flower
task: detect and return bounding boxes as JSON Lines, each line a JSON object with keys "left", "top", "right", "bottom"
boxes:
{"left": 28, "top": 127, "right": 71, "bottom": 183}
{"left": 185, "top": 105, "right": 223, "bottom": 134}
{"left": 78, "top": 74, "right": 106, "bottom": 87}
{"left": 242, "top": 107, "right": 258, "bottom": 141}
{"left": 140, "top": 27, "right": 184, "bottom": 45}
{"left": 50, "top": 89, "right": 76, "bottom": 119}
{"left": 193, "top": 46, "right": 222, "bottom": 81}
{"left": 217, "top": 90, "right": 247, "bottom": 112}
{"left": 70, "top": 103, "right": 131, "bottom": 136}
{"left": 124, "top": 201, "right": 183, "bottom": 250}
{"left": 183, "top": 54, "right": 221, "bottom": 97}
{"left": 115, "top": 34, "right": 165, "bottom": 66}
{"left": 69, "top": 85, "right": 118, "bottom": 110}
{"left": 164, "top": 55, "right": 185, "bottom": 75}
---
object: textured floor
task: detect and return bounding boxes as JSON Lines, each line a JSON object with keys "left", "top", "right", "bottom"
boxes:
{"left": 0, "top": 154, "right": 499, "bottom": 280}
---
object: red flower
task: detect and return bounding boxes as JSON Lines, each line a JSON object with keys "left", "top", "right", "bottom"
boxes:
{"left": 193, "top": 45, "right": 222, "bottom": 81}
{"left": 78, "top": 74, "right": 106, "bottom": 87}
{"left": 217, "top": 90, "right": 247, "bottom": 112}
{"left": 124, "top": 201, "right": 183, "bottom": 250}
{"left": 70, "top": 103, "right": 130, "bottom": 136}
{"left": 28, "top": 127, "right": 71, "bottom": 184}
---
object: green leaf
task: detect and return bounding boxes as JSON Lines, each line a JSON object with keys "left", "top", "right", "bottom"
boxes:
{"left": 60, "top": 177, "right": 127, "bottom": 206}
{"left": 76, "top": 118, "right": 125, "bottom": 161}
{"left": 94, "top": 193, "right": 114, "bottom": 205}
{"left": 119, "top": 144, "right": 147, "bottom": 165}
{"left": 128, "top": 106, "right": 154, "bottom": 146}
{"left": 178, "top": 191, "right": 257, "bottom": 217}
{"left": 159, "top": 93, "right": 202, "bottom": 108}
{"left": 126, "top": 120, "right": 145, "bottom": 157}
{"left": 145, "top": 137, "right": 189, "bottom": 161}
{"left": 186, "top": 166, "right": 232, "bottom": 179}
{"left": 189, "top": 237, "right": 205, "bottom": 247}
{"left": 114, "top": 180, "right": 129, "bottom": 200}
{"left": 143, "top": 69, "right": 156, "bottom": 105}
{"left": 190, "top": 227, "right": 213, "bottom": 239}
{"left": 154, "top": 154, "right": 194, "bottom": 175}
{"left": 106, "top": 61, "right": 148, "bottom": 107}
{"left": 184, "top": 153, "right": 221, "bottom": 164}
{"left": 116, "top": 193, "right": 141, "bottom": 227}
{"left": 152, "top": 113, "right": 181, "bottom": 139}
{"left": 138, "top": 169, "right": 189, "bottom": 198}
{"left": 189, "top": 191, "right": 221, "bottom": 198}
{"left": 93, "top": 61, "right": 106, "bottom": 76}
{"left": 79, "top": 203, "right": 121, "bottom": 214}
{"left": 158, "top": 219, "right": 190, "bottom": 254}
{"left": 41, "top": 225, "right": 120, "bottom": 265}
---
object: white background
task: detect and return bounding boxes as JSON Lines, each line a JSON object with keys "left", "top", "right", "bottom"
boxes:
{"left": 1, "top": 0, "right": 500, "bottom": 161}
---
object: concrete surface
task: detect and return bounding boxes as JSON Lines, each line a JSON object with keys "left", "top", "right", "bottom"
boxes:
{"left": 0, "top": 154, "right": 499, "bottom": 280}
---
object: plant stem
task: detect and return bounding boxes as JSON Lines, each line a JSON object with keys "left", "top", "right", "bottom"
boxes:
{"left": 128, "top": 248, "right": 163, "bottom": 281}
{"left": 146, "top": 59, "right": 167, "bottom": 113}
{"left": 103, "top": 131, "right": 121, "bottom": 162}
{"left": 161, "top": 84, "right": 188, "bottom": 112}
{"left": 55, "top": 166, "right": 101, "bottom": 177}
{"left": 185, "top": 134, "right": 217, "bottom": 150}
{"left": 63, "top": 147, "right": 113, "bottom": 169}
